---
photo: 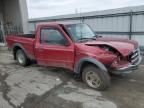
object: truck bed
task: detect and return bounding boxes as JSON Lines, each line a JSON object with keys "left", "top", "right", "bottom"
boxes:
{"left": 17, "top": 34, "right": 35, "bottom": 38}
{"left": 6, "top": 34, "right": 35, "bottom": 59}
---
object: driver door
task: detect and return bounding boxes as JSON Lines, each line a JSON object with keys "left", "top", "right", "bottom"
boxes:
{"left": 35, "top": 26, "right": 75, "bottom": 70}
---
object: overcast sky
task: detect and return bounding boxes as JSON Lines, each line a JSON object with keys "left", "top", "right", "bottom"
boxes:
{"left": 26, "top": 0, "right": 144, "bottom": 18}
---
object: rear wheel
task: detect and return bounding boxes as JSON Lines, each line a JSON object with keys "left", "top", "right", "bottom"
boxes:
{"left": 82, "top": 65, "right": 110, "bottom": 91}
{"left": 16, "top": 50, "right": 29, "bottom": 66}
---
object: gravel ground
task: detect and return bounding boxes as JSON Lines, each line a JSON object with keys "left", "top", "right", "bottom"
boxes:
{"left": 0, "top": 50, "right": 144, "bottom": 108}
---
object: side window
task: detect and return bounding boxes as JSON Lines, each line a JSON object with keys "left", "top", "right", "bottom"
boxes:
{"left": 41, "top": 28, "right": 68, "bottom": 45}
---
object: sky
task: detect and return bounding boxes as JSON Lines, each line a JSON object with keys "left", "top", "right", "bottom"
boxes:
{"left": 26, "top": 0, "right": 144, "bottom": 18}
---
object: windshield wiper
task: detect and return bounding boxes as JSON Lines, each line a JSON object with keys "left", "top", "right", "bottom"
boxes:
{"left": 77, "top": 38, "right": 90, "bottom": 42}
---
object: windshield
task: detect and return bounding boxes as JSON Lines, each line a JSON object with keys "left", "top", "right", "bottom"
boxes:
{"left": 65, "top": 24, "right": 95, "bottom": 42}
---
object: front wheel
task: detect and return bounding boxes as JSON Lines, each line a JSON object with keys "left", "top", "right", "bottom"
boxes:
{"left": 82, "top": 65, "right": 110, "bottom": 91}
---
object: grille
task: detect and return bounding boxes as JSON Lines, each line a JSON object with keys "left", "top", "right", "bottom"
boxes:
{"left": 128, "top": 49, "right": 140, "bottom": 65}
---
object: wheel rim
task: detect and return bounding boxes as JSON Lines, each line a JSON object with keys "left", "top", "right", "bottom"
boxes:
{"left": 86, "top": 71, "right": 101, "bottom": 88}
{"left": 17, "top": 52, "right": 25, "bottom": 64}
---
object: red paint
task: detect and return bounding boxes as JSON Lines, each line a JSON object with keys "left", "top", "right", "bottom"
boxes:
{"left": 6, "top": 23, "right": 140, "bottom": 72}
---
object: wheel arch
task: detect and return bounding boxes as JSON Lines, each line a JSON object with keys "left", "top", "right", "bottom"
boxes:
{"left": 12, "top": 43, "right": 28, "bottom": 60}
{"left": 74, "top": 57, "right": 108, "bottom": 75}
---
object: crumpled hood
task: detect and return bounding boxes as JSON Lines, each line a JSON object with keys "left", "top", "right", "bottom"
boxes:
{"left": 85, "top": 37, "right": 139, "bottom": 57}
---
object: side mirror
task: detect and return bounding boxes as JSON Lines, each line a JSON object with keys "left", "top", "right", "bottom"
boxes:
{"left": 95, "top": 33, "right": 102, "bottom": 38}
{"left": 93, "top": 34, "right": 102, "bottom": 38}
{"left": 97, "top": 35, "right": 102, "bottom": 38}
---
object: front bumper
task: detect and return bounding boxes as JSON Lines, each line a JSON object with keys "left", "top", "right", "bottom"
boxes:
{"left": 110, "top": 55, "right": 142, "bottom": 75}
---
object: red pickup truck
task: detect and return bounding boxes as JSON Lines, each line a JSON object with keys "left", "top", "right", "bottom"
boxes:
{"left": 6, "top": 23, "right": 142, "bottom": 90}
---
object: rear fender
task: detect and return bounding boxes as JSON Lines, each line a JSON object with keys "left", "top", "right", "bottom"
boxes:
{"left": 12, "top": 43, "right": 28, "bottom": 60}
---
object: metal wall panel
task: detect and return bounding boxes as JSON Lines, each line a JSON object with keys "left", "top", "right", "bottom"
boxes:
{"left": 84, "top": 16, "right": 129, "bottom": 32}
{"left": 28, "top": 23, "right": 35, "bottom": 32}
{"left": 132, "top": 35, "right": 144, "bottom": 46}
{"left": 55, "top": 20, "right": 81, "bottom": 24}
{"left": 132, "top": 15, "right": 144, "bottom": 32}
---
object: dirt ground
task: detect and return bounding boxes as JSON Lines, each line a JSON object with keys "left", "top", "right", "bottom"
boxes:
{"left": 0, "top": 50, "right": 144, "bottom": 108}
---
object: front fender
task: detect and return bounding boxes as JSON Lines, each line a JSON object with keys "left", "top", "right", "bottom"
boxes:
{"left": 74, "top": 57, "right": 107, "bottom": 74}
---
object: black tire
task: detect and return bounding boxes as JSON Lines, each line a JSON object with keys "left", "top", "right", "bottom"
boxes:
{"left": 82, "top": 65, "right": 110, "bottom": 91}
{"left": 16, "top": 49, "right": 30, "bottom": 66}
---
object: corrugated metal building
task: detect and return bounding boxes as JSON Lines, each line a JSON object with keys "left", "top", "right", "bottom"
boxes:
{"left": 29, "top": 5, "right": 144, "bottom": 49}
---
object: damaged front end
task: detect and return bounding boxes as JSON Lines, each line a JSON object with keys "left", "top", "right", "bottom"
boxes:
{"left": 85, "top": 41, "right": 142, "bottom": 75}
{"left": 109, "top": 48, "right": 142, "bottom": 74}
{"left": 95, "top": 45, "right": 142, "bottom": 75}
